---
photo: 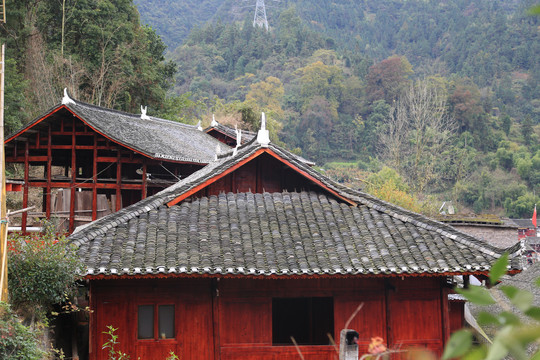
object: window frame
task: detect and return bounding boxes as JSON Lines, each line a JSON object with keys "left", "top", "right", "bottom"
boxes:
{"left": 137, "top": 303, "right": 176, "bottom": 341}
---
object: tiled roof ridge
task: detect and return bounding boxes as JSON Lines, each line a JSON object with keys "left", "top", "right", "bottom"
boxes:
{"left": 69, "top": 146, "right": 253, "bottom": 243}
{"left": 6, "top": 102, "right": 63, "bottom": 140}
{"left": 206, "top": 122, "right": 257, "bottom": 136}
{"left": 71, "top": 139, "right": 515, "bottom": 265}
{"left": 217, "top": 135, "right": 259, "bottom": 159}
{"left": 78, "top": 190, "right": 512, "bottom": 277}
{"left": 266, "top": 144, "right": 513, "bottom": 259}
{"left": 68, "top": 99, "right": 199, "bottom": 130}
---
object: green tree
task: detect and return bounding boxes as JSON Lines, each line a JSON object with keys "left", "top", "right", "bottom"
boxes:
{"left": 522, "top": 116, "right": 534, "bottom": 146}
{"left": 8, "top": 224, "right": 83, "bottom": 326}
{"left": 365, "top": 56, "right": 413, "bottom": 104}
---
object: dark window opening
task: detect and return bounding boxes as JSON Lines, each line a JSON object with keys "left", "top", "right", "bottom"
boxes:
{"left": 138, "top": 305, "right": 154, "bottom": 339}
{"left": 137, "top": 304, "right": 175, "bottom": 340}
{"left": 158, "top": 305, "right": 175, "bottom": 339}
{"left": 272, "top": 297, "right": 334, "bottom": 345}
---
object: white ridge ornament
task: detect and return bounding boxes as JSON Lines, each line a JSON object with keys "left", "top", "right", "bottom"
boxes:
{"left": 211, "top": 114, "right": 218, "bottom": 127}
{"left": 140, "top": 105, "right": 150, "bottom": 120}
{"left": 62, "top": 88, "right": 75, "bottom": 105}
{"left": 256, "top": 112, "right": 270, "bottom": 147}
{"left": 214, "top": 144, "right": 221, "bottom": 161}
{"left": 197, "top": 120, "right": 203, "bottom": 131}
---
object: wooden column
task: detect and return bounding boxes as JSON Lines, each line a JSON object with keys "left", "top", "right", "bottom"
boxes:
{"left": 141, "top": 161, "right": 147, "bottom": 199}
{"left": 21, "top": 141, "right": 29, "bottom": 232}
{"left": 115, "top": 149, "right": 121, "bottom": 211}
{"left": 69, "top": 119, "right": 76, "bottom": 233}
{"left": 46, "top": 125, "right": 52, "bottom": 218}
{"left": 384, "top": 280, "right": 393, "bottom": 349}
{"left": 92, "top": 134, "right": 97, "bottom": 220}
{"left": 212, "top": 278, "right": 221, "bottom": 360}
{"left": 441, "top": 285, "right": 451, "bottom": 344}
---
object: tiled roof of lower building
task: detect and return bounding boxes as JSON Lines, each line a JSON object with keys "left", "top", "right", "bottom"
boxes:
{"left": 70, "top": 138, "right": 521, "bottom": 277}
{"left": 74, "top": 191, "right": 517, "bottom": 277}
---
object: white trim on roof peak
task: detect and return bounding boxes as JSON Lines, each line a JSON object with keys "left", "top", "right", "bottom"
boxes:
{"left": 214, "top": 144, "right": 221, "bottom": 161}
{"left": 197, "top": 120, "right": 203, "bottom": 131}
{"left": 62, "top": 88, "right": 75, "bottom": 105}
{"left": 257, "top": 112, "right": 270, "bottom": 147}
{"left": 140, "top": 105, "right": 150, "bottom": 120}
{"left": 211, "top": 114, "right": 218, "bottom": 127}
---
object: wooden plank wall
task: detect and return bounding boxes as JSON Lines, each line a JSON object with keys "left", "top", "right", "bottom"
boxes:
{"left": 196, "top": 153, "right": 321, "bottom": 199}
{"left": 90, "top": 277, "right": 448, "bottom": 360}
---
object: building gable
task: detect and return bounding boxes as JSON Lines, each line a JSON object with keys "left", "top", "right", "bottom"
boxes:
{"left": 167, "top": 148, "right": 356, "bottom": 207}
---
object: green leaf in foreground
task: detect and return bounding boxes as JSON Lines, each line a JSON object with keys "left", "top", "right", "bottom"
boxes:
{"left": 478, "top": 311, "right": 500, "bottom": 326}
{"left": 525, "top": 307, "right": 540, "bottom": 321}
{"left": 500, "top": 285, "right": 533, "bottom": 312}
{"left": 457, "top": 286, "right": 496, "bottom": 305}
{"left": 489, "top": 253, "right": 508, "bottom": 284}
{"left": 528, "top": 5, "right": 540, "bottom": 15}
{"left": 442, "top": 329, "right": 473, "bottom": 360}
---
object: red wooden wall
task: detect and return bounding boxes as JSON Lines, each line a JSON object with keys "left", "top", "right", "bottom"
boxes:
{"left": 194, "top": 153, "right": 327, "bottom": 199}
{"left": 89, "top": 276, "right": 450, "bottom": 360}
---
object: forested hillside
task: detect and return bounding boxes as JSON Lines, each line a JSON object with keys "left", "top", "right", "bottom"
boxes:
{"left": 0, "top": 0, "right": 176, "bottom": 132}
{"left": 155, "top": 0, "right": 540, "bottom": 217}
{"left": 1, "top": 0, "right": 539, "bottom": 218}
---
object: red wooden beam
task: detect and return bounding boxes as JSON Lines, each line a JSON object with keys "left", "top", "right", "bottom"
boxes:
{"left": 167, "top": 149, "right": 267, "bottom": 207}
{"left": 212, "top": 278, "right": 222, "bottom": 360}
{"left": 263, "top": 149, "right": 357, "bottom": 206}
{"left": 142, "top": 161, "right": 147, "bottom": 199}
{"left": 166, "top": 148, "right": 357, "bottom": 207}
{"left": 22, "top": 141, "right": 29, "bottom": 232}
{"left": 69, "top": 118, "right": 76, "bottom": 233}
{"left": 46, "top": 124, "right": 52, "bottom": 218}
{"left": 27, "top": 182, "right": 143, "bottom": 190}
{"left": 85, "top": 270, "right": 496, "bottom": 281}
{"left": 5, "top": 105, "right": 66, "bottom": 143}
{"left": 115, "top": 150, "right": 122, "bottom": 211}
{"left": 92, "top": 134, "right": 98, "bottom": 221}
{"left": 441, "top": 286, "right": 451, "bottom": 344}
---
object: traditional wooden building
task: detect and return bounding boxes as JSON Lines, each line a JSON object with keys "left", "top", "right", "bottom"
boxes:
{"left": 5, "top": 91, "right": 224, "bottom": 232}
{"left": 69, "top": 124, "right": 521, "bottom": 360}
{"left": 204, "top": 116, "right": 256, "bottom": 148}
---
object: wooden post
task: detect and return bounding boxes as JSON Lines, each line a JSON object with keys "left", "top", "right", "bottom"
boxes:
{"left": 141, "top": 161, "right": 147, "bottom": 199}
{"left": 441, "top": 286, "right": 451, "bottom": 344}
{"left": 115, "top": 149, "right": 121, "bottom": 211}
{"left": 22, "top": 141, "right": 29, "bottom": 232}
{"left": 212, "top": 278, "right": 221, "bottom": 360}
{"left": 46, "top": 124, "right": 52, "bottom": 218}
{"left": 0, "top": 43, "right": 8, "bottom": 302}
{"left": 92, "top": 134, "right": 97, "bottom": 220}
{"left": 69, "top": 118, "right": 76, "bottom": 233}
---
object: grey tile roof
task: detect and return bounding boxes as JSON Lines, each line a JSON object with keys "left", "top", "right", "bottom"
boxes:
{"left": 70, "top": 138, "right": 521, "bottom": 277}
{"left": 206, "top": 123, "right": 315, "bottom": 166}
{"left": 7, "top": 100, "right": 226, "bottom": 164}
{"left": 205, "top": 123, "right": 256, "bottom": 144}
{"left": 511, "top": 219, "right": 536, "bottom": 229}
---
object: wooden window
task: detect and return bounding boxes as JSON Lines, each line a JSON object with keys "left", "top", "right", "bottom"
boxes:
{"left": 272, "top": 297, "right": 334, "bottom": 345}
{"left": 137, "top": 304, "right": 175, "bottom": 340}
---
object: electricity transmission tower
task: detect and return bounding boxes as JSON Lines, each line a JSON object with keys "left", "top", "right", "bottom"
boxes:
{"left": 240, "top": 0, "right": 280, "bottom": 31}
{"left": 253, "top": 0, "right": 269, "bottom": 31}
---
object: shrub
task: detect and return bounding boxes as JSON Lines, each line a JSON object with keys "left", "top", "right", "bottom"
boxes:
{"left": 8, "top": 222, "right": 83, "bottom": 324}
{"left": 0, "top": 302, "right": 46, "bottom": 360}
